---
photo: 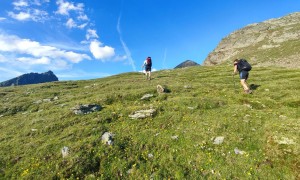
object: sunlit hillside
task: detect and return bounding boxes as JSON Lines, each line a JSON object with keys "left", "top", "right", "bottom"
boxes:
{"left": 0, "top": 65, "right": 299, "bottom": 179}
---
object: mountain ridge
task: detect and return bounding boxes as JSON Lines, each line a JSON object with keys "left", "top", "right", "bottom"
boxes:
{"left": 0, "top": 70, "right": 58, "bottom": 87}
{"left": 204, "top": 12, "right": 300, "bottom": 67}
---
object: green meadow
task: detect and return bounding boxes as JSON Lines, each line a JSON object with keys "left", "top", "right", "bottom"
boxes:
{"left": 0, "top": 65, "right": 299, "bottom": 179}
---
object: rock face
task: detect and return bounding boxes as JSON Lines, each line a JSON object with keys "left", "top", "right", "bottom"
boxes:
{"left": 174, "top": 60, "right": 199, "bottom": 69}
{"left": 0, "top": 70, "right": 58, "bottom": 87}
{"left": 204, "top": 12, "right": 300, "bottom": 68}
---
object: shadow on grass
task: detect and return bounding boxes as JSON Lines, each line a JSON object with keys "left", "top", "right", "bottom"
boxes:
{"left": 250, "top": 84, "right": 260, "bottom": 90}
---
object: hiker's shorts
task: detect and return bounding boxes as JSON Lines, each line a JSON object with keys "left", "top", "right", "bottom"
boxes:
{"left": 145, "top": 65, "right": 151, "bottom": 72}
{"left": 239, "top": 70, "right": 249, "bottom": 80}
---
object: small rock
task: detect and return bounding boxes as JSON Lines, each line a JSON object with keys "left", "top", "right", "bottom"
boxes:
{"left": 157, "top": 85, "right": 165, "bottom": 94}
{"left": 141, "top": 94, "right": 154, "bottom": 100}
{"left": 101, "top": 132, "right": 114, "bottom": 145}
{"left": 34, "top": 100, "right": 43, "bottom": 104}
{"left": 129, "top": 109, "right": 156, "bottom": 119}
{"left": 244, "top": 104, "right": 252, "bottom": 109}
{"left": 213, "top": 136, "right": 224, "bottom": 145}
{"left": 71, "top": 104, "right": 102, "bottom": 115}
{"left": 184, "top": 85, "right": 192, "bottom": 89}
{"left": 148, "top": 153, "right": 154, "bottom": 158}
{"left": 234, "top": 148, "right": 246, "bottom": 155}
{"left": 171, "top": 135, "right": 179, "bottom": 140}
{"left": 279, "top": 115, "right": 287, "bottom": 119}
{"left": 43, "top": 98, "right": 52, "bottom": 102}
{"left": 61, "top": 146, "right": 69, "bottom": 158}
{"left": 274, "top": 137, "right": 295, "bottom": 145}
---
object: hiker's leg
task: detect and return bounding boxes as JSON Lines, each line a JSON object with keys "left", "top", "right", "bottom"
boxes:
{"left": 240, "top": 71, "right": 250, "bottom": 92}
{"left": 148, "top": 71, "right": 151, "bottom": 80}
{"left": 240, "top": 79, "right": 249, "bottom": 91}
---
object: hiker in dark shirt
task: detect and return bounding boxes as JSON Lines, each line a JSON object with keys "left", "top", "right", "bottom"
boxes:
{"left": 142, "top": 57, "right": 152, "bottom": 80}
{"left": 233, "top": 59, "right": 252, "bottom": 94}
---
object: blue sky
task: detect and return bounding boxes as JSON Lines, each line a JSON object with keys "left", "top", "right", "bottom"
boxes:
{"left": 0, "top": 0, "right": 299, "bottom": 82}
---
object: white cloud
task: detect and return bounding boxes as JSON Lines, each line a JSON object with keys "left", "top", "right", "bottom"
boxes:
{"left": 66, "top": 18, "right": 76, "bottom": 28}
{"left": 8, "top": 9, "right": 48, "bottom": 22}
{"left": 13, "top": 0, "right": 29, "bottom": 7}
{"left": 86, "top": 29, "right": 99, "bottom": 40}
{"left": 78, "top": 23, "right": 88, "bottom": 29}
{"left": 90, "top": 40, "right": 115, "bottom": 60}
{"left": 78, "top": 14, "right": 88, "bottom": 21}
{"left": 8, "top": 11, "right": 31, "bottom": 21}
{"left": 56, "top": 0, "right": 84, "bottom": 16}
{"left": 17, "top": 56, "right": 50, "bottom": 65}
{"left": 0, "top": 17, "right": 6, "bottom": 21}
{"left": 0, "top": 33, "right": 91, "bottom": 64}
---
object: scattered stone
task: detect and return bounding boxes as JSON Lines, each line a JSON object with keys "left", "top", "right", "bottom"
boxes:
{"left": 171, "top": 135, "right": 179, "bottom": 140}
{"left": 31, "top": 129, "right": 38, "bottom": 132}
{"left": 243, "top": 104, "right": 252, "bottom": 109}
{"left": 43, "top": 98, "right": 52, "bottom": 102}
{"left": 34, "top": 100, "right": 43, "bottom": 104}
{"left": 53, "top": 96, "right": 59, "bottom": 100}
{"left": 213, "top": 136, "right": 225, "bottom": 145}
{"left": 71, "top": 104, "right": 102, "bottom": 115}
{"left": 265, "top": 89, "right": 270, "bottom": 92}
{"left": 127, "top": 168, "right": 134, "bottom": 174}
{"left": 157, "top": 85, "right": 165, "bottom": 94}
{"left": 279, "top": 115, "right": 287, "bottom": 119}
{"left": 0, "top": 115, "right": 3, "bottom": 118}
{"left": 129, "top": 109, "right": 156, "bottom": 119}
{"left": 141, "top": 94, "right": 154, "bottom": 100}
{"left": 244, "top": 114, "right": 250, "bottom": 118}
{"left": 101, "top": 132, "right": 114, "bottom": 145}
{"left": 274, "top": 136, "right": 295, "bottom": 145}
{"left": 61, "top": 146, "right": 69, "bottom": 158}
{"left": 148, "top": 153, "right": 154, "bottom": 158}
{"left": 188, "top": 107, "right": 195, "bottom": 110}
{"left": 234, "top": 148, "right": 246, "bottom": 155}
{"left": 184, "top": 85, "right": 192, "bottom": 89}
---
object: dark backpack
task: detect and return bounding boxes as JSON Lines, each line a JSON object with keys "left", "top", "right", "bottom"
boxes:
{"left": 146, "top": 57, "right": 152, "bottom": 66}
{"left": 239, "top": 59, "right": 252, "bottom": 71}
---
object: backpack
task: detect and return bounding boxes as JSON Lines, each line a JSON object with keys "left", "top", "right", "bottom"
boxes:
{"left": 239, "top": 59, "right": 252, "bottom": 71}
{"left": 146, "top": 57, "right": 152, "bottom": 66}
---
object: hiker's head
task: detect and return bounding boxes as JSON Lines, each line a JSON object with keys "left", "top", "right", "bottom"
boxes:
{"left": 233, "top": 59, "right": 239, "bottom": 65}
{"left": 147, "top": 57, "right": 151, "bottom": 60}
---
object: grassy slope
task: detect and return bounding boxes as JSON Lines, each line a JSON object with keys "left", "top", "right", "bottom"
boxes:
{"left": 0, "top": 66, "right": 299, "bottom": 179}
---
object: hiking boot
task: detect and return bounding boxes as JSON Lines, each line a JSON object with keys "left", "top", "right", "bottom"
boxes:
{"left": 244, "top": 89, "right": 252, "bottom": 94}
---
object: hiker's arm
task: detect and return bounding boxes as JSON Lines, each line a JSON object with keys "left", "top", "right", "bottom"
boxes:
{"left": 233, "top": 65, "right": 237, "bottom": 74}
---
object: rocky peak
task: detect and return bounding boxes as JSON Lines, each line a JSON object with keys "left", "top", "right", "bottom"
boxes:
{"left": 0, "top": 70, "right": 59, "bottom": 87}
{"left": 204, "top": 12, "right": 300, "bottom": 68}
{"left": 174, "top": 60, "right": 199, "bottom": 69}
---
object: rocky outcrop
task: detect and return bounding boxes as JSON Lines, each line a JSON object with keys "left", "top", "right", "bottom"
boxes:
{"left": 204, "top": 12, "right": 300, "bottom": 68}
{"left": 0, "top": 70, "right": 58, "bottom": 87}
{"left": 174, "top": 60, "right": 199, "bottom": 69}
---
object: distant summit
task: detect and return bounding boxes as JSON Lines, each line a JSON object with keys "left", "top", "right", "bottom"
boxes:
{"left": 0, "top": 70, "right": 59, "bottom": 87}
{"left": 174, "top": 60, "right": 199, "bottom": 69}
